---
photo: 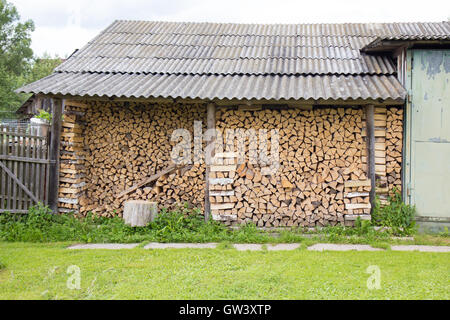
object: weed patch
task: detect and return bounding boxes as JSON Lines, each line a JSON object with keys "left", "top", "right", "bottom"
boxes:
{"left": 372, "top": 190, "right": 416, "bottom": 235}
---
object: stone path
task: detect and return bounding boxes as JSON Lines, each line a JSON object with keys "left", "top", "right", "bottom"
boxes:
{"left": 307, "top": 244, "right": 383, "bottom": 252}
{"left": 68, "top": 244, "right": 140, "bottom": 250}
{"left": 67, "top": 243, "right": 450, "bottom": 252}
{"left": 144, "top": 243, "right": 217, "bottom": 249}
{"left": 390, "top": 245, "right": 450, "bottom": 252}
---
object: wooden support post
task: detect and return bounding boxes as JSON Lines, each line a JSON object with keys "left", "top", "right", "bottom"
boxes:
{"left": 204, "top": 102, "right": 216, "bottom": 221}
{"left": 48, "top": 98, "right": 63, "bottom": 213}
{"left": 365, "top": 104, "right": 376, "bottom": 212}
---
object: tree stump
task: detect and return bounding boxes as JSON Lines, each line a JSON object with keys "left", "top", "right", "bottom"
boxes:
{"left": 123, "top": 201, "right": 158, "bottom": 227}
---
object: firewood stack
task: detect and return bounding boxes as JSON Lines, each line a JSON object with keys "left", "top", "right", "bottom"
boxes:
{"left": 57, "top": 100, "right": 403, "bottom": 227}
{"left": 209, "top": 152, "right": 239, "bottom": 223}
{"left": 81, "top": 102, "right": 206, "bottom": 216}
{"left": 360, "top": 106, "right": 403, "bottom": 206}
{"left": 215, "top": 106, "right": 369, "bottom": 227}
{"left": 58, "top": 101, "right": 88, "bottom": 213}
{"left": 386, "top": 107, "right": 403, "bottom": 194}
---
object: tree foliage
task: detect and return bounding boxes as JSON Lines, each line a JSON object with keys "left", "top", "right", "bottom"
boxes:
{"left": 0, "top": 0, "right": 34, "bottom": 118}
{"left": 0, "top": 0, "right": 61, "bottom": 119}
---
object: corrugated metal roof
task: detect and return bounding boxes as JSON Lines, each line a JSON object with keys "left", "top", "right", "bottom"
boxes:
{"left": 20, "top": 20, "right": 449, "bottom": 101}
{"left": 101, "top": 21, "right": 450, "bottom": 38}
{"left": 57, "top": 55, "right": 395, "bottom": 75}
{"left": 19, "top": 72, "right": 405, "bottom": 101}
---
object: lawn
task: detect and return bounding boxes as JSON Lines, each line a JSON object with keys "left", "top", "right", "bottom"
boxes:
{"left": 0, "top": 242, "right": 448, "bottom": 300}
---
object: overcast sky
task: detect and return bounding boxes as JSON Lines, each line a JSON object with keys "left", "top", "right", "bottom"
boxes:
{"left": 10, "top": 0, "right": 450, "bottom": 58}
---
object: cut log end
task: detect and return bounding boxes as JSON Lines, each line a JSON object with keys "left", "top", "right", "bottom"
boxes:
{"left": 123, "top": 201, "right": 158, "bottom": 227}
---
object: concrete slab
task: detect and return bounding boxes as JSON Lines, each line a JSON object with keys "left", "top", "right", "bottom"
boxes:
{"left": 391, "top": 245, "right": 450, "bottom": 252}
{"left": 67, "top": 243, "right": 450, "bottom": 253}
{"left": 307, "top": 244, "right": 383, "bottom": 252}
{"left": 68, "top": 244, "right": 140, "bottom": 250}
{"left": 267, "top": 244, "right": 300, "bottom": 251}
{"left": 144, "top": 243, "right": 217, "bottom": 249}
{"left": 233, "top": 244, "right": 263, "bottom": 251}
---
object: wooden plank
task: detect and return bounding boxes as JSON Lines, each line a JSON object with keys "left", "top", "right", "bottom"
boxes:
{"left": 39, "top": 134, "right": 45, "bottom": 203}
{"left": 212, "top": 214, "right": 237, "bottom": 221}
{"left": 375, "top": 150, "right": 386, "bottom": 158}
{"left": 25, "top": 134, "right": 32, "bottom": 210}
{"left": 0, "top": 209, "right": 28, "bottom": 214}
{"left": 204, "top": 102, "right": 216, "bottom": 222}
{"left": 18, "top": 130, "right": 25, "bottom": 211}
{"left": 238, "top": 105, "right": 262, "bottom": 111}
{"left": 375, "top": 157, "right": 386, "bottom": 165}
{"left": 209, "top": 191, "right": 235, "bottom": 197}
{"left": 0, "top": 161, "right": 39, "bottom": 203}
{"left": 211, "top": 203, "right": 235, "bottom": 210}
{"left": 0, "top": 130, "right": 6, "bottom": 211}
{"left": 344, "top": 180, "right": 372, "bottom": 188}
{"left": 374, "top": 114, "right": 387, "bottom": 120}
{"left": 365, "top": 104, "right": 376, "bottom": 213}
{"left": 375, "top": 107, "right": 387, "bottom": 114}
{"left": 59, "top": 188, "right": 83, "bottom": 194}
{"left": 345, "top": 214, "right": 371, "bottom": 221}
{"left": 0, "top": 155, "right": 52, "bottom": 164}
{"left": 11, "top": 128, "right": 18, "bottom": 212}
{"left": 116, "top": 164, "right": 179, "bottom": 198}
{"left": 214, "top": 152, "right": 237, "bottom": 158}
{"left": 45, "top": 136, "right": 51, "bottom": 205}
{"left": 210, "top": 165, "right": 237, "bottom": 172}
{"left": 345, "top": 192, "right": 370, "bottom": 198}
{"left": 48, "top": 98, "right": 63, "bottom": 212}
{"left": 35, "top": 137, "right": 42, "bottom": 203}
{"left": 361, "top": 128, "right": 386, "bottom": 137}
{"left": 345, "top": 203, "right": 372, "bottom": 210}
{"left": 209, "top": 178, "right": 233, "bottom": 185}
{"left": 0, "top": 131, "right": 46, "bottom": 140}
{"left": 59, "top": 168, "right": 78, "bottom": 174}
{"left": 375, "top": 143, "right": 385, "bottom": 151}
{"left": 64, "top": 100, "right": 89, "bottom": 108}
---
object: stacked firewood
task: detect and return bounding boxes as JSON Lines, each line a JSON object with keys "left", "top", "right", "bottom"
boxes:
{"left": 58, "top": 101, "right": 403, "bottom": 227}
{"left": 215, "top": 106, "right": 369, "bottom": 227}
{"left": 58, "top": 101, "right": 88, "bottom": 213}
{"left": 386, "top": 107, "right": 403, "bottom": 193}
{"left": 81, "top": 101, "right": 206, "bottom": 216}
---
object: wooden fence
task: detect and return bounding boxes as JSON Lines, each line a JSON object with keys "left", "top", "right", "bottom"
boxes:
{"left": 0, "top": 125, "right": 51, "bottom": 213}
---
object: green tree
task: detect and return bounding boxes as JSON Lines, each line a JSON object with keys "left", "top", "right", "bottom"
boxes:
{"left": 25, "top": 53, "right": 62, "bottom": 84}
{"left": 0, "top": 0, "right": 34, "bottom": 119}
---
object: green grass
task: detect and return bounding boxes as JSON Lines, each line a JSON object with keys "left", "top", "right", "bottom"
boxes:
{"left": 0, "top": 242, "right": 448, "bottom": 300}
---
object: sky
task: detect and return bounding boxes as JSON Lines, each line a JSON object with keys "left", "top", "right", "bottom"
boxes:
{"left": 9, "top": 0, "right": 450, "bottom": 58}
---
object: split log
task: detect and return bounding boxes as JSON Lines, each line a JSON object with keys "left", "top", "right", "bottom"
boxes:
{"left": 116, "top": 164, "right": 184, "bottom": 198}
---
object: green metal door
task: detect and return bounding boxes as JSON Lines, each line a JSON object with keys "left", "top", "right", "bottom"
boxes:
{"left": 408, "top": 49, "right": 450, "bottom": 223}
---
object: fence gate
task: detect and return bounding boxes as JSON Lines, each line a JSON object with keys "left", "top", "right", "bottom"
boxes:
{"left": 0, "top": 125, "right": 51, "bottom": 213}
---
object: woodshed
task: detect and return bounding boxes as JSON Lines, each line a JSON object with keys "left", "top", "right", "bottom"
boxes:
{"left": 18, "top": 21, "right": 450, "bottom": 228}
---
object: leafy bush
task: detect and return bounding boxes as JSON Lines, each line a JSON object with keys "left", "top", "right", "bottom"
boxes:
{"left": 35, "top": 109, "right": 52, "bottom": 122}
{"left": 315, "top": 218, "right": 390, "bottom": 243}
{"left": 372, "top": 190, "right": 416, "bottom": 235}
